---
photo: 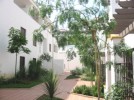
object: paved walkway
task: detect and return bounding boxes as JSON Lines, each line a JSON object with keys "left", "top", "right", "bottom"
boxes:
{"left": 0, "top": 73, "right": 103, "bottom": 100}
{"left": 0, "top": 72, "right": 78, "bottom": 100}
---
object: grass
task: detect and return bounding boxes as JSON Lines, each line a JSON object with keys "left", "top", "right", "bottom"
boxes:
{"left": 37, "top": 94, "right": 63, "bottom": 100}
{"left": 80, "top": 74, "right": 95, "bottom": 81}
{"left": 81, "top": 76, "right": 95, "bottom": 81}
{"left": 65, "top": 75, "right": 80, "bottom": 79}
{"left": 0, "top": 78, "right": 45, "bottom": 88}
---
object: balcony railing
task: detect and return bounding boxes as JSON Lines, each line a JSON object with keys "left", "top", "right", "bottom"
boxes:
{"left": 116, "top": 0, "right": 132, "bottom": 3}
{"left": 14, "top": 0, "right": 42, "bottom": 24}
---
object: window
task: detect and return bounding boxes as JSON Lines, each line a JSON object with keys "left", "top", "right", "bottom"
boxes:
{"left": 21, "top": 27, "right": 26, "bottom": 38}
{"left": 62, "top": 47, "right": 65, "bottom": 51}
{"left": 20, "top": 56, "right": 25, "bottom": 77}
{"left": 33, "top": 39, "right": 37, "bottom": 46}
{"left": 49, "top": 44, "right": 51, "bottom": 52}
{"left": 54, "top": 45, "right": 58, "bottom": 53}
{"left": 33, "top": 58, "right": 36, "bottom": 62}
{"left": 115, "top": 0, "right": 119, "bottom": 3}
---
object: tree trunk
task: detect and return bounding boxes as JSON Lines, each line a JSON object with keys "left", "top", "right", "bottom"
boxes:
{"left": 15, "top": 53, "right": 17, "bottom": 78}
{"left": 92, "top": 31, "right": 101, "bottom": 100}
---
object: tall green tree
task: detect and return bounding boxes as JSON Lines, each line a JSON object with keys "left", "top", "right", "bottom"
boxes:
{"left": 36, "top": 0, "right": 115, "bottom": 99}
{"left": 8, "top": 27, "right": 30, "bottom": 78}
{"left": 33, "top": 27, "right": 44, "bottom": 43}
{"left": 33, "top": 26, "right": 45, "bottom": 52}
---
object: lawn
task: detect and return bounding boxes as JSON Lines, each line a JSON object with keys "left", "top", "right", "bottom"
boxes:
{"left": 37, "top": 94, "right": 63, "bottom": 100}
{"left": 65, "top": 74, "right": 80, "bottom": 79}
{"left": 0, "top": 78, "right": 45, "bottom": 88}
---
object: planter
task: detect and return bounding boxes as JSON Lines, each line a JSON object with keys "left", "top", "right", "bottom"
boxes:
{"left": 68, "top": 93, "right": 104, "bottom": 100}
{"left": 74, "top": 80, "right": 95, "bottom": 88}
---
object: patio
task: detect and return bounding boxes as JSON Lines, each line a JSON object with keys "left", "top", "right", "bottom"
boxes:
{"left": 0, "top": 72, "right": 101, "bottom": 100}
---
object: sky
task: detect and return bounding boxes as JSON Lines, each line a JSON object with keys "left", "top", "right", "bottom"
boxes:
{"left": 35, "top": 0, "right": 94, "bottom": 22}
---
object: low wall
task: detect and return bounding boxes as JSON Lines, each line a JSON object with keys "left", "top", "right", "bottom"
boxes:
{"left": 42, "top": 59, "right": 64, "bottom": 74}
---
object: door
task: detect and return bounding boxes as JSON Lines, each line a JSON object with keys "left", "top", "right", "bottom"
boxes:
{"left": 20, "top": 56, "right": 25, "bottom": 78}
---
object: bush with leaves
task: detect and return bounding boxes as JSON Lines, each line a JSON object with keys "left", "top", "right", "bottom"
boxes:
{"left": 70, "top": 68, "right": 83, "bottom": 76}
{"left": 0, "top": 76, "right": 5, "bottom": 84}
{"left": 73, "top": 85, "right": 91, "bottom": 95}
{"left": 81, "top": 67, "right": 95, "bottom": 81}
{"left": 28, "top": 59, "right": 42, "bottom": 80}
{"left": 44, "top": 70, "right": 59, "bottom": 99}
{"left": 73, "top": 85, "right": 104, "bottom": 98}
{"left": 105, "top": 82, "right": 134, "bottom": 100}
{"left": 29, "top": 6, "right": 39, "bottom": 20}
{"left": 81, "top": 75, "right": 95, "bottom": 81}
{"left": 40, "top": 53, "right": 52, "bottom": 62}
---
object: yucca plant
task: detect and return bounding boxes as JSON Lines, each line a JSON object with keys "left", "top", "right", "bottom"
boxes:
{"left": 44, "top": 70, "right": 59, "bottom": 99}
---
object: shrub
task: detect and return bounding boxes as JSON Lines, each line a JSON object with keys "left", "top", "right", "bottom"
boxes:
{"left": 105, "top": 82, "right": 133, "bottom": 100}
{"left": 66, "top": 75, "right": 80, "bottom": 79}
{"left": 90, "top": 85, "right": 98, "bottom": 97}
{"left": 81, "top": 75, "right": 95, "bottom": 81}
{"left": 82, "top": 86, "right": 91, "bottom": 95}
{"left": 73, "top": 85, "right": 91, "bottom": 95}
{"left": 71, "top": 68, "right": 83, "bottom": 76}
{"left": 73, "top": 85, "right": 104, "bottom": 97}
{"left": 44, "top": 70, "right": 59, "bottom": 99}
{"left": 28, "top": 59, "right": 42, "bottom": 80}
{"left": 16, "top": 70, "right": 26, "bottom": 79}
{"left": 78, "top": 67, "right": 96, "bottom": 81}
{"left": 36, "top": 60, "right": 42, "bottom": 77}
{"left": 73, "top": 86, "right": 83, "bottom": 94}
{"left": 70, "top": 70, "right": 77, "bottom": 76}
{"left": 40, "top": 68, "right": 49, "bottom": 76}
{"left": 0, "top": 76, "right": 5, "bottom": 84}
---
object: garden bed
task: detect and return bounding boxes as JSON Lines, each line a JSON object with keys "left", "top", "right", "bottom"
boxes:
{"left": 37, "top": 94, "right": 63, "bottom": 100}
{"left": 65, "top": 75, "right": 80, "bottom": 79}
{"left": 0, "top": 78, "right": 45, "bottom": 88}
{"left": 73, "top": 85, "right": 104, "bottom": 98}
{"left": 68, "top": 93, "right": 104, "bottom": 100}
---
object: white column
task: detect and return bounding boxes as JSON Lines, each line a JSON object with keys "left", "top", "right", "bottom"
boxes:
{"left": 105, "top": 47, "right": 111, "bottom": 93}
{"left": 111, "top": 52, "right": 116, "bottom": 84}
{"left": 132, "top": 52, "right": 134, "bottom": 92}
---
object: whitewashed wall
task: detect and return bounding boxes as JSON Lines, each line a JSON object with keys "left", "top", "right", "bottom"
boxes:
{"left": 0, "top": 0, "right": 40, "bottom": 76}
{"left": 58, "top": 45, "right": 83, "bottom": 71}
{"left": 0, "top": 0, "right": 64, "bottom": 76}
{"left": 42, "top": 59, "right": 64, "bottom": 74}
{"left": 106, "top": 0, "right": 134, "bottom": 93}
{"left": 105, "top": 38, "right": 124, "bottom": 92}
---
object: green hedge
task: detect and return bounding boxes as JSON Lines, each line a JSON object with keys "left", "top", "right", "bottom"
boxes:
{"left": 73, "top": 85, "right": 104, "bottom": 98}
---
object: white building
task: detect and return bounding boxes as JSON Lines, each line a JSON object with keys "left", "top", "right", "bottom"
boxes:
{"left": 58, "top": 45, "right": 83, "bottom": 71}
{"left": 105, "top": 0, "right": 134, "bottom": 93}
{"left": 0, "top": 0, "right": 64, "bottom": 77}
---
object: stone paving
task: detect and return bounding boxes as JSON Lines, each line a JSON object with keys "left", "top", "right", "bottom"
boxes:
{"left": 0, "top": 72, "right": 78, "bottom": 100}
{"left": 0, "top": 72, "right": 103, "bottom": 100}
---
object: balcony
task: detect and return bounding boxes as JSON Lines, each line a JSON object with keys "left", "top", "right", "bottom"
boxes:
{"left": 14, "top": 0, "right": 32, "bottom": 13}
{"left": 14, "top": 0, "right": 42, "bottom": 24}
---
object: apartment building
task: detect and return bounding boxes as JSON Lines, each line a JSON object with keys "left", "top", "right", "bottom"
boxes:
{"left": 0, "top": 0, "right": 64, "bottom": 77}
{"left": 105, "top": 0, "right": 134, "bottom": 94}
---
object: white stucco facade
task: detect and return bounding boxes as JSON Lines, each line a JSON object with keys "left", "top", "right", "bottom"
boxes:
{"left": 58, "top": 45, "right": 83, "bottom": 71}
{"left": 105, "top": 0, "right": 134, "bottom": 93}
{"left": 0, "top": 0, "right": 64, "bottom": 76}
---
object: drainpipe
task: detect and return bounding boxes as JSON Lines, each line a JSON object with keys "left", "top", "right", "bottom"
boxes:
{"left": 52, "top": 37, "right": 54, "bottom": 70}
